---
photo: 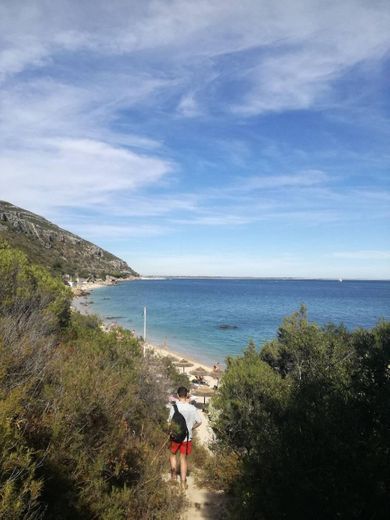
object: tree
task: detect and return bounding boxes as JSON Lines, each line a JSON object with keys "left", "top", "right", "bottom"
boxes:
{"left": 210, "top": 310, "right": 390, "bottom": 519}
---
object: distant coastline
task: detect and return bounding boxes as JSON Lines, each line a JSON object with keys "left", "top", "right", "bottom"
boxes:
{"left": 140, "top": 275, "right": 390, "bottom": 282}
{"left": 71, "top": 274, "right": 138, "bottom": 296}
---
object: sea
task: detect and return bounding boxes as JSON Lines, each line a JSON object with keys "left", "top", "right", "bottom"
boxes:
{"left": 88, "top": 278, "right": 390, "bottom": 366}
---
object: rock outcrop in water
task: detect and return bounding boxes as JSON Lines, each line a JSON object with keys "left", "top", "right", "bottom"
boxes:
{"left": 218, "top": 324, "right": 239, "bottom": 330}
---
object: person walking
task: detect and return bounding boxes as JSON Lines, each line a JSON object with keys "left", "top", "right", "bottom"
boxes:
{"left": 168, "top": 386, "right": 202, "bottom": 489}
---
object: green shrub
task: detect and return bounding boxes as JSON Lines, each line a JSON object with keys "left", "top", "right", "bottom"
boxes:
{"left": 0, "top": 382, "right": 42, "bottom": 520}
{"left": 0, "top": 244, "right": 185, "bottom": 519}
{"left": 210, "top": 310, "right": 390, "bottom": 520}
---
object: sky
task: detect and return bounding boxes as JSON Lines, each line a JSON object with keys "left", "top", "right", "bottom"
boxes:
{"left": 0, "top": 0, "right": 389, "bottom": 278}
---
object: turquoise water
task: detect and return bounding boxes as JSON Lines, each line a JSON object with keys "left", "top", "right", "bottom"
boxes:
{"left": 89, "top": 279, "right": 390, "bottom": 365}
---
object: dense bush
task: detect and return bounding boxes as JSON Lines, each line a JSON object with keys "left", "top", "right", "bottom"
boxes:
{"left": 210, "top": 306, "right": 390, "bottom": 520}
{"left": 0, "top": 243, "right": 184, "bottom": 519}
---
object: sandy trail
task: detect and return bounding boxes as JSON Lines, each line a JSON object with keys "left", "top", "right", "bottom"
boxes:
{"left": 148, "top": 342, "right": 225, "bottom": 517}
{"left": 181, "top": 474, "right": 225, "bottom": 520}
{"left": 181, "top": 414, "right": 225, "bottom": 520}
{"left": 166, "top": 411, "right": 224, "bottom": 520}
{"left": 153, "top": 347, "right": 225, "bottom": 519}
{"left": 73, "top": 290, "right": 226, "bottom": 518}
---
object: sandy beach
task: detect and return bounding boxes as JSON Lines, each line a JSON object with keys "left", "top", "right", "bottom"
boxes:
{"left": 150, "top": 342, "right": 220, "bottom": 380}
{"left": 71, "top": 275, "right": 137, "bottom": 297}
{"left": 71, "top": 282, "right": 222, "bottom": 376}
{"left": 71, "top": 289, "right": 220, "bottom": 444}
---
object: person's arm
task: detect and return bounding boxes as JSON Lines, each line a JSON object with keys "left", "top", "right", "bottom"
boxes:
{"left": 192, "top": 408, "right": 202, "bottom": 429}
{"left": 167, "top": 405, "right": 173, "bottom": 424}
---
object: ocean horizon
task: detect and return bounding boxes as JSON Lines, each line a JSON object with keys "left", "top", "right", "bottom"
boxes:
{"left": 87, "top": 278, "right": 390, "bottom": 366}
{"left": 140, "top": 275, "right": 390, "bottom": 281}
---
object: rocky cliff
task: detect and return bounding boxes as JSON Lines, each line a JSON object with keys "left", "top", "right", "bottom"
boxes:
{"left": 0, "top": 201, "right": 138, "bottom": 278}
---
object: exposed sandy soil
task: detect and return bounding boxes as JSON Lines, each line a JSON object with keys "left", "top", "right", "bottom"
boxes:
{"left": 150, "top": 349, "right": 226, "bottom": 519}
{"left": 166, "top": 413, "right": 226, "bottom": 520}
{"left": 181, "top": 475, "right": 226, "bottom": 520}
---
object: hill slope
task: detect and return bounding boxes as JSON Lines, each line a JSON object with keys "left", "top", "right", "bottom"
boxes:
{"left": 0, "top": 201, "right": 138, "bottom": 278}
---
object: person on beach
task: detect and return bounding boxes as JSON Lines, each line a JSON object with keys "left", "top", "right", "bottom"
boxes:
{"left": 213, "top": 362, "right": 221, "bottom": 387}
{"left": 168, "top": 386, "right": 202, "bottom": 489}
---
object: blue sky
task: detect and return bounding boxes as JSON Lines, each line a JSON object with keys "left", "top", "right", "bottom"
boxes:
{"left": 0, "top": 0, "right": 389, "bottom": 278}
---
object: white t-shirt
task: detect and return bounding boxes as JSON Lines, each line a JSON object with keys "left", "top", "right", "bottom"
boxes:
{"left": 168, "top": 401, "right": 202, "bottom": 441}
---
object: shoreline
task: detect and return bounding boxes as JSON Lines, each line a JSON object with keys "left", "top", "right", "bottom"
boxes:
{"left": 71, "top": 279, "right": 218, "bottom": 454}
{"left": 71, "top": 286, "right": 220, "bottom": 375}
{"left": 71, "top": 274, "right": 138, "bottom": 297}
{"left": 147, "top": 342, "right": 217, "bottom": 375}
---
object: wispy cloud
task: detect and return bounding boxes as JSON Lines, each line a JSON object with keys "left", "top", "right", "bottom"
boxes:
{"left": 332, "top": 250, "right": 390, "bottom": 261}
{"left": 239, "top": 170, "right": 329, "bottom": 190}
{"left": 0, "top": 136, "right": 174, "bottom": 214}
{"left": 177, "top": 92, "right": 202, "bottom": 118}
{"left": 1, "top": 1, "right": 389, "bottom": 115}
{"left": 69, "top": 223, "right": 170, "bottom": 239}
{"left": 0, "top": 70, "right": 176, "bottom": 217}
{"left": 0, "top": 1, "right": 389, "bottom": 277}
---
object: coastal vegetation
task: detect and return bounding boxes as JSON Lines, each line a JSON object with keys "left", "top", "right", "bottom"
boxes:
{"left": 204, "top": 306, "right": 390, "bottom": 519}
{"left": 0, "top": 241, "right": 186, "bottom": 519}
{"left": 2, "top": 237, "right": 389, "bottom": 519}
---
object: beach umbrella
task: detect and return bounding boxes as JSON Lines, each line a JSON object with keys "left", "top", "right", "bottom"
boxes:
{"left": 191, "top": 386, "right": 216, "bottom": 404}
{"left": 190, "top": 367, "right": 212, "bottom": 378}
{"left": 173, "top": 360, "right": 194, "bottom": 373}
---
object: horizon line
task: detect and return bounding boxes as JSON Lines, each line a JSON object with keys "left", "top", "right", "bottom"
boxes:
{"left": 138, "top": 275, "right": 390, "bottom": 282}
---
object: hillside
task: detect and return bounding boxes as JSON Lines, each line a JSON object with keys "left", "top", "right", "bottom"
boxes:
{"left": 0, "top": 201, "right": 138, "bottom": 278}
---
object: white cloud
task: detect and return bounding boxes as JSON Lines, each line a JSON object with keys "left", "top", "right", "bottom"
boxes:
{"left": 241, "top": 170, "right": 328, "bottom": 190}
{"left": 0, "top": 42, "right": 48, "bottom": 82}
{"left": 0, "top": 137, "right": 173, "bottom": 213}
{"left": 177, "top": 92, "right": 201, "bottom": 117}
{"left": 67, "top": 223, "right": 170, "bottom": 239}
{"left": 172, "top": 214, "right": 256, "bottom": 226}
{"left": 1, "top": 1, "right": 389, "bottom": 114}
{"left": 0, "top": 74, "right": 172, "bottom": 142}
{"left": 0, "top": 69, "right": 176, "bottom": 216}
{"left": 0, "top": 0, "right": 389, "bottom": 280}
{"left": 332, "top": 250, "right": 390, "bottom": 260}
{"left": 103, "top": 195, "right": 199, "bottom": 218}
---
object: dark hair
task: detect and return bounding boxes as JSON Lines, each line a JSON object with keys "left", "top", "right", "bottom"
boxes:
{"left": 177, "top": 386, "right": 188, "bottom": 398}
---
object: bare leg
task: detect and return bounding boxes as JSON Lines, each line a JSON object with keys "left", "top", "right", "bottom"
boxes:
{"left": 169, "top": 453, "right": 177, "bottom": 479}
{"left": 180, "top": 453, "right": 188, "bottom": 486}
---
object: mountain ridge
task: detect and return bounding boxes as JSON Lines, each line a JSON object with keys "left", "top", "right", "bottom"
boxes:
{"left": 0, "top": 201, "right": 138, "bottom": 278}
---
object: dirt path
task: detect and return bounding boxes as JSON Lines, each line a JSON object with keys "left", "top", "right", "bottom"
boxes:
{"left": 181, "top": 474, "right": 225, "bottom": 520}
{"left": 181, "top": 410, "right": 226, "bottom": 520}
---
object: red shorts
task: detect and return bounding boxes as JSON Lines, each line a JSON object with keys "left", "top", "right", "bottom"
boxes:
{"left": 169, "top": 440, "right": 192, "bottom": 455}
